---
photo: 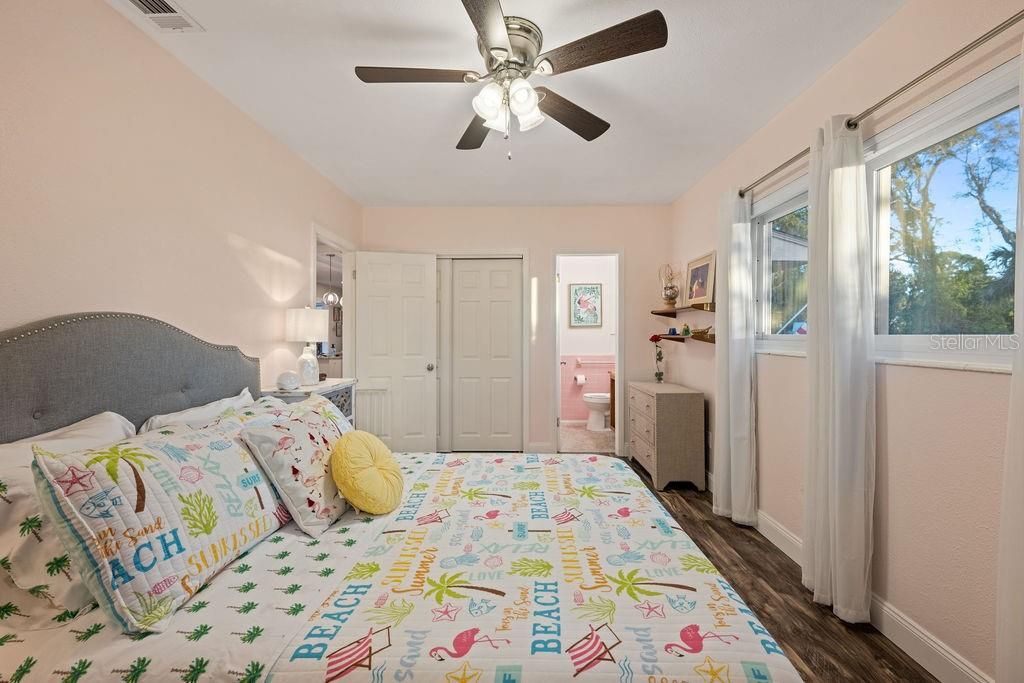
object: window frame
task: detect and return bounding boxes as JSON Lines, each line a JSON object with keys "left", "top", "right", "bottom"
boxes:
{"left": 864, "top": 59, "right": 1020, "bottom": 368}
{"left": 751, "top": 177, "right": 810, "bottom": 355}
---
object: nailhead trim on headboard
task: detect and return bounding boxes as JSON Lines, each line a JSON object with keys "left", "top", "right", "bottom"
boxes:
{"left": 0, "top": 312, "right": 264, "bottom": 441}
{"left": 2, "top": 312, "right": 260, "bottom": 365}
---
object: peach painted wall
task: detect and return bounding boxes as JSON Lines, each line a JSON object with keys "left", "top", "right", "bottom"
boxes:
{"left": 361, "top": 206, "right": 671, "bottom": 451}
{"left": 668, "top": 0, "right": 1022, "bottom": 676}
{"left": 0, "top": 0, "right": 362, "bottom": 382}
{"left": 560, "top": 355, "right": 615, "bottom": 421}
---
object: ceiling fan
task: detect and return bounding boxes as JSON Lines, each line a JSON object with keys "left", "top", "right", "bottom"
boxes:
{"left": 355, "top": 1, "right": 668, "bottom": 150}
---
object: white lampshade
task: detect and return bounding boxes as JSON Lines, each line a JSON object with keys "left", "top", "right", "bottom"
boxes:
{"left": 508, "top": 78, "right": 538, "bottom": 116}
{"left": 516, "top": 106, "right": 545, "bottom": 132}
{"left": 483, "top": 106, "right": 509, "bottom": 132}
{"left": 472, "top": 82, "right": 504, "bottom": 121}
{"left": 285, "top": 307, "right": 328, "bottom": 343}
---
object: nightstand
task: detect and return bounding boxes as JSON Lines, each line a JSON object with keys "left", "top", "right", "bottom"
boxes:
{"left": 262, "top": 378, "right": 356, "bottom": 426}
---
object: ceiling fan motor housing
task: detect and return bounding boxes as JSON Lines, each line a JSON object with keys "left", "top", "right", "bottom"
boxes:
{"left": 479, "top": 16, "right": 542, "bottom": 74}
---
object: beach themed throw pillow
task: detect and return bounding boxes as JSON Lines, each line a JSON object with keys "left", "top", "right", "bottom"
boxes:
{"left": 32, "top": 420, "right": 286, "bottom": 632}
{"left": 0, "top": 412, "right": 137, "bottom": 624}
{"left": 238, "top": 394, "right": 352, "bottom": 537}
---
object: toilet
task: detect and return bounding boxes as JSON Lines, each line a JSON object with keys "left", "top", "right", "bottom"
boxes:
{"left": 582, "top": 392, "right": 611, "bottom": 431}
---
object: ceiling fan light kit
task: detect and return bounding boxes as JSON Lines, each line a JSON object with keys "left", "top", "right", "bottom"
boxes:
{"left": 355, "top": 1, "right": 668, "bottom": 152}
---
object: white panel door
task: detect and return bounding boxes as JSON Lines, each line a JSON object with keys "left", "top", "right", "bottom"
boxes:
{"left": 354, "top": 251, "right": 437, "bottom": 452}
{"left": 451, "top": 259, "right": 523, "bottom": 451}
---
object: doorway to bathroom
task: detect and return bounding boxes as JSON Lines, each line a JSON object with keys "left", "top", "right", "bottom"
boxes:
{"left": 555, "top": 254, "right": 621, "bottom": 455}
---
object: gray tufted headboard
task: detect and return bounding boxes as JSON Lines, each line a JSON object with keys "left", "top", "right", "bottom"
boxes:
{"left": 0, "top": 312, "right": 261, "bottom": 443}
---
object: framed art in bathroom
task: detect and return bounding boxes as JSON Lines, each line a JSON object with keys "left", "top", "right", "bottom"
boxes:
{"left": 569, "top": 283, "right": 602, "bottom": 327}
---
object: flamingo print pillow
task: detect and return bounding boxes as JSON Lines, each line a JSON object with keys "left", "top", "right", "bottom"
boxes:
{"left": 238, "top": 396, "right": 353, "bottom": 537}
{"left": 31, "top": 419, "right": 286, "bottom": 633}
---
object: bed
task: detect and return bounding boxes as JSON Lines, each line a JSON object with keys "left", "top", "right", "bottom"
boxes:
{"left": 0, "top": 313, "right": 801, "bottom": 682}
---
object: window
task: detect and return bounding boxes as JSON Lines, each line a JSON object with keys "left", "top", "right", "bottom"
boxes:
{"left": 753, "top": 194, "right": 809, "bottom": 340}
{"left": 865, "top": 61, "right": 1021, "bottom": 366}
{"left": 876, "top": 108, "right": 1019, "bottom": 336}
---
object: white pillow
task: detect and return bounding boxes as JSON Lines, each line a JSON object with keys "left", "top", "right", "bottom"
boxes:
{"left": 0, "top": 412, "right": 136, "bottom": 626}
{"left": 139, "top": 388, "right": 254, "bottom": 433}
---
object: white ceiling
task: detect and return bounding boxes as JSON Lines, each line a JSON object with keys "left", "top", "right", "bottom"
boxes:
{"left": 110, "top": 0, "right": 903, "bottom": 206}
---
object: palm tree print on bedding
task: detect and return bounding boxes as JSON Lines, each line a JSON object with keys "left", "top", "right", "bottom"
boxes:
{"left": 1, "top": 453, "right": 800, "bottom": 681}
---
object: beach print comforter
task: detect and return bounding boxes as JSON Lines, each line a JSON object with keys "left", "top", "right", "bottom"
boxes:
{"left": 0, "top": 454, "right": 801, "bottom": 682}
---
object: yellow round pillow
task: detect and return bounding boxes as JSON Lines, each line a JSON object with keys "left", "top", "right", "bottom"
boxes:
{"left": 331, "top": 431, "right": 404, "bottom": 515}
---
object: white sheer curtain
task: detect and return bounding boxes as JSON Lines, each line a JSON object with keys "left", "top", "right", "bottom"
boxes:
{"left": 712, "top": 191, "right": 757, "bottom": 525}
{"left": 802, "top": 116, "right": 876, "bottom": 623}
{"left": 995, "top": 47, "right": 1024, "bottom": 682}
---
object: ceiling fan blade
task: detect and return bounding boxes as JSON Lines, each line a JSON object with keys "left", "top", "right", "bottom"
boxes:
{"left": 461, "top": 0, "right": 512, "bottom": 56}
{"left": 355, "top": 66, "right": 477, "bottom": 83}
{"left": 535, "top": 10, "right": 668, "bottom": 75}
{"left": 535, "top": 87, "right": 610, "bottom": 141}
{"left": 456, "top": 116, "right": 490, "bottom": 150}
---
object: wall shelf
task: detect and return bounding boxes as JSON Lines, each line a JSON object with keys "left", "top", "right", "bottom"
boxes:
{"left": 658, "top": 334, "right": 716, "bottom": 345}
{"left": 650, "top": 303, "right": 716, "bottom": 317}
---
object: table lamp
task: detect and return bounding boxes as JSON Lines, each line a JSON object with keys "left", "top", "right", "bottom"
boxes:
{"left": 285, "top": 307, "right": 328, "bottom": 386}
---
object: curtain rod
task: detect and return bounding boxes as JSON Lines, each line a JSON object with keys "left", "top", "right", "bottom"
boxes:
{"left": 738, "top": 8, "right": 1024, "bottom": 199}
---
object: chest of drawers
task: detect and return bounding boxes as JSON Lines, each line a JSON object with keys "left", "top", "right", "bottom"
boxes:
{"left": 628, "top": 381, "right": 705, "bottom": 491}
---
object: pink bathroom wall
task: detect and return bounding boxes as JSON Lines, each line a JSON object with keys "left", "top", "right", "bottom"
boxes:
{"left": 560, "top": 355, "right": 615, "bottom": 421}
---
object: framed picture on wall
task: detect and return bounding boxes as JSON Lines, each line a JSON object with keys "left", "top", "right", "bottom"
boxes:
{"left": 684, "top": 251, "right": 716, "bottom": 306}
{"left": 569, "top": 283, "right": 603, "bottom": 327}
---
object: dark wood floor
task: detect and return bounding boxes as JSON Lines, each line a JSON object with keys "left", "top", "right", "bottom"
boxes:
{"left": 628, "top": 461, "right": 936, "bottom": 682}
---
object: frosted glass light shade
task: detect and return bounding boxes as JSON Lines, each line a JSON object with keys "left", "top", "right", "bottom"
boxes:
{"left": 483, "top": 107, "right": 509, "bottom": 132}
{"left": 285, "top": 307, "right": 328, "bottom": 343}
{"left": 517, "top": 107, "right": 545, "bottom": 132}
{"left": 508, "top": 78, "right": 538, "bottom": 116}
{"left": 472, "top": 83, "right": 504, "bottom": 121}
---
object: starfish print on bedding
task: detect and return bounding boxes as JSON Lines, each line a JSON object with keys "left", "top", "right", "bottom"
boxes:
{"left": 432, "top": 602, "right": 461, "bottom": 622}
{"left": 693, "top": 656, "right": 731, "bottom": 683}
{"left": 54, "top": 465, "right": 96, "bottom": 496}
{"left": 634, "top": 600, "right": 666, "bottom": 619}
{"left": 444, "top": 661, "right": 482, "bottom": 683}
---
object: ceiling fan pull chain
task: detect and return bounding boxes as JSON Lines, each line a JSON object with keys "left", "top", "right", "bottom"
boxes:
{"left": 503, "top": 96, "right": 512, "bottom": 161}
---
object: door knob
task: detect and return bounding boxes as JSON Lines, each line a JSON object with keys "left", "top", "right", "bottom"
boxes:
{"left": 426, "top": 363, "right": 435, "bottom": 371}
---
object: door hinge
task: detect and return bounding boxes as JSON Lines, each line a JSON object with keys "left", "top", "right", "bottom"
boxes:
{"left": 556, "top": 417, "right": 560, "bottom": 427}
{"left": 352, "top": 269, "right": 356, "bottom": 280}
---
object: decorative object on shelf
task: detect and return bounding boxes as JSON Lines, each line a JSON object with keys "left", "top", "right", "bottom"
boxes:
{"left": 332, "top": 306, "right": 341, "bottom": 321}
{"left": 649, "top": 334, "right": 664, "bottom": 383}
{"left": 681, "top": 323, "right": 691, "bottom": 337}
{"left": 658, "top": 263, "right": 680, "bottom": 307}
{"left": 690, "top": 325, "right": 714, "bottom": 344}
{"left": 276, "top": 370, "right": 301, "bottom": 391}
{"left": 321, "top": 253, "right": 342, "bottom": 307}
{"left": 684, "top": 251, "right": 717, "bottom": 307}
{"left": 285, "top": 307, "right": 328, "bottom": 386}
{"left": 668, "top": 327, "right": 677, "bottom": 336}
{"left": 569, "top": 283, "right": 602, "bottom": 327}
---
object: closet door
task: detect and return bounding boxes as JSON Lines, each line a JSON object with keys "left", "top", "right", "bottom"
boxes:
{"left": 354, "top": 251, "right": 437, "bottom": 452}
{"left": 451, "top": 259, "right": 523, "bottom": 451}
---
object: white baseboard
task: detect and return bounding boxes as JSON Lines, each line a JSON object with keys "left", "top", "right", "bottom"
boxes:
{"left": 559, "top": 419, "right": 586, "bottom": 425}
{"left": 755, "top": 511, "right": 801, "bottom": 563}
{"left": 754, "top": 511, "right": 992, "bottom": 683}
{"left": 871, "top": 596, "right": 992, "bottom": 683}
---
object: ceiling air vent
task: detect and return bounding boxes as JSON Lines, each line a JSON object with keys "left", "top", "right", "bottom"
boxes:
{"left": 125, "top": 0, "right": 204, "bottom": 33}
